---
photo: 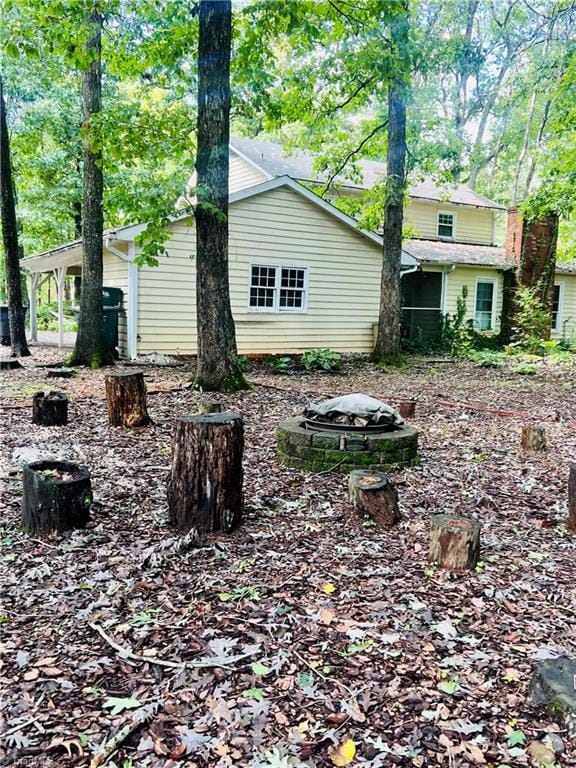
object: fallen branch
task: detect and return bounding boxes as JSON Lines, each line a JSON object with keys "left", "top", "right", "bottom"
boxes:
{"left": 89, "top": 622, "right": 258, "bottom": 671}
{"left": 89, "top": 711, "right": 150, "bottom": 768}
{"left": 0, "top": 716, "right": 41, "bottom": 740}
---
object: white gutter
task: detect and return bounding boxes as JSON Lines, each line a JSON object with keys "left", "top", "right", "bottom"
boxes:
{"left": 127, "top": 243, "right": 138, "bottom": 360}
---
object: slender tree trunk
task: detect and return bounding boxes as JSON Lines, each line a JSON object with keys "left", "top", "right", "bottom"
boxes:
{"left": 0, "top": 76, "right": 30, "bottom": 357}
{"left": 453, "top": 0, "right": 479, "bottom": 178}
{"left": 69, "top": 10, "right": 112, "bottom": 367}
{"left": 372, "top": 8, "right": 409, "bottom": 362}
{"left": 194, "top": 0, "right": 246, "bottom": 392}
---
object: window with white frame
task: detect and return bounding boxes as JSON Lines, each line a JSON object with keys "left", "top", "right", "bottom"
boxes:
{"left": 437, "top": 211, "right": 455, "bottom": 239}
{"left": 249, "top": 265, "right": 308, "bottom": 312}
{"left": 551, "top": 283, "right": 563, "bottom": 331}
{"left": 474, "top": 279, "right": 495, "bottom": 331}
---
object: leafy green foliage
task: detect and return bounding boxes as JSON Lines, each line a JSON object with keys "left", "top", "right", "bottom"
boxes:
{"left": 267, "top": 356, "right": 292, "bottom": 373}
{"left": 509, "top": 285, "right": 552, "bottom": 354}
{"left": 301, "top": 348, "right": 341, "bottom": 372}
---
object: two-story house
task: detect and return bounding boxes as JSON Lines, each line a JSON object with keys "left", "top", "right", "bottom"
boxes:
{"left": 23, "top": 137, "right": 576, "bottom": 357}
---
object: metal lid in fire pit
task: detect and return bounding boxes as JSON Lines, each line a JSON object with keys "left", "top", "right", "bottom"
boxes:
{"left": 303, "top": 393, "right": 404, "bottom": 432}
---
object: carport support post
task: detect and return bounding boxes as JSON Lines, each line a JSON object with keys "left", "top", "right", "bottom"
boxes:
{"left": 28, "top": 272, "right": 39, "bottom": 342}
{"left": 53, "top": 266, "right": 67, "bottom": 348}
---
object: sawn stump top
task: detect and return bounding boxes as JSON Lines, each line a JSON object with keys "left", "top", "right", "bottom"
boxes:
{"left": 178, "top": 412, "right": 242, "bottom": 425}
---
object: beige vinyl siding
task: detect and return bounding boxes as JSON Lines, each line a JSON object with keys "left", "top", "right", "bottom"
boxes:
{"left": 102, "top": 248, "right": 129, "bottom": 357}
{"left": 438, "top": 265, "right": 504, "bottom": 334}
{"left": 552, "top": 274, "right": 576, "bottom": 341}
{"left": 135, "top": 186, "right": 383, "bottom": 355}
{"left": 406, "top": 200, "right": 495, "bottom": 246}
{"left": 229, "top": 153, "right": 268, "bottom": 193}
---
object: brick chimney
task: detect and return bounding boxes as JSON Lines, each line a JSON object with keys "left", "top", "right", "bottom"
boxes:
{"left": 504, "top": 206, "right": 559, "bottom": 289}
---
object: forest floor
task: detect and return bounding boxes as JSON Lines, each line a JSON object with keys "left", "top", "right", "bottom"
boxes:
{"left": 1, "top": 349, "right": 575, "bottom": 768}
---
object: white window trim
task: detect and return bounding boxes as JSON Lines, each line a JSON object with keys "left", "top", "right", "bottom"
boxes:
{"left": 437, "top": 209, "right": 457, "bottom": 240}
{"left": 247, "top": 264, "right": 309, "bottom": 313}
{"left": 474, "top": 277, "right": 497, "bottom": 332}
{"left": 552, "top": 281, "right": 564, "bottom": 332}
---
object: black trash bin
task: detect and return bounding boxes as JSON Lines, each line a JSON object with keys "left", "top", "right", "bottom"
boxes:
{"left": 1, "top": 305, "right": 27, "bottom": 346}
{"left": 102, "top": 288, "right": 123, "bottom": 354}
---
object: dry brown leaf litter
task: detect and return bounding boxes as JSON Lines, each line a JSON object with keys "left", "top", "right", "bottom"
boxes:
{"left": 0, "top": 350, "right": 575, "bottom": 768}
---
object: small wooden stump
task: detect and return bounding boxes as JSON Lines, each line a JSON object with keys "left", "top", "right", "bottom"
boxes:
{"left": 429, "top": 514, "right": 480, "bottom": 571}
{"left": 22, "top": 460, "right": 92, "bottom": 533}
{"left": 167, "top": 412, "right": 243, "bottom": 532}
{"left": 521, "top": 424, "right": 546, "bottom": 452}
{"left": 348, "top": 470, "right": 400, "bottom": 528}
{"left": 105, "top": 371, "right": 151, "bottom": 428}
{"left": 398, "top": 400, "right": 416, "bottom": 419}
{"left": 47, "top": 367, "right": 75, "bottom": 379}
{"left": 568, "top": 463, "right": 576, "bottom": 533}
{"left": 0, "top": 359, "right": 23, "bottom": 370}
{"left": 198, "top": 399, "right": 222, "bottom": 415}
{"left": 32, "top": 391, "right": 68, "bottom": 426}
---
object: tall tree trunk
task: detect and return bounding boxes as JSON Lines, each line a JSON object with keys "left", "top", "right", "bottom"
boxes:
{"left": 453, "top": 0, "right": 479, "bottom": 178}
{"left": 372, "top": 8, "right": 409, "bottom": 362}
{"left": 194, "top": 0, "right": 246, "bottom": 392}
{"left": 0, "top": 76, "right": 30, "bottom": 358}
{"left": 69, "top": 10, "right": 111, "bottom": 367}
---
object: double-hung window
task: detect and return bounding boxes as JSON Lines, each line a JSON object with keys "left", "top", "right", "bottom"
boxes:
{"left": 474, "top": 279, "right": 496, "bottom": 331}
{"left": 249, "top": 265, "right": 308, "bottom": 312}
{"left": 437, "top": 211, "right": 455, "bottom": 239}
{"left": 551, "top": 283, "right": 563, "bottom": 331}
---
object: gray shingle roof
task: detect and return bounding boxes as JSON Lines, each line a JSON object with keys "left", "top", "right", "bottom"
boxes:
{"left": 403, "top": 239, "right": 511, "bottom": 268}
{"left": 230, "top": 137, "right": 505, "bottom": 210}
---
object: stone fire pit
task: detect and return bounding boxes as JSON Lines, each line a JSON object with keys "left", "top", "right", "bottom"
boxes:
{"left": 277, "top": 394, "right": 419, "bottom": 473}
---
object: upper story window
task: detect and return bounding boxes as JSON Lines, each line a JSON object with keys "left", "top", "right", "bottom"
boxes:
{"left": 437, "top": 211, "right": 455, "bottom": 239}
{"left": 474, "top": 278, "right": 495, "bottom": 331}
{"left": 249, "top": 264, "right": 308, "bottom": 312}
{"left": 551, "top": 283, "right": 563, "bottom": 331}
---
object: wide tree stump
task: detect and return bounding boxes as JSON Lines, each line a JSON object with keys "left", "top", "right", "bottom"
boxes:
{"left": 521, "top": 425, "right": 546, "bottom": 452}
{"left": 529, "top": 658, "right": 576, "bottom": 714}
{"left": 105, "top": 371, "right": 151, "bottom": 428}
{"left": 568, "top": 463, "right": 576, "bottom": 533}
{"left": 348, "top": 470, "right": 400, "bottom": 528}
{"left": 429, "top": 514, "right": 480, "bottom": 571}
{"left": 398, "top": 400, "right": 416, "bottom": 419}
{"left": 32, "top": 391, "right": 68, "bottom": 426}
{"left": 167, "top": 412, "right": 243, "bottom": 532}
{"left": 22, "top": 460, "right": 92, "bottom": 533}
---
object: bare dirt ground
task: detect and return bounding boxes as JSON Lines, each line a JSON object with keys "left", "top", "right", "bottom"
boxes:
{"left": 1, "top": 349, "right": 575, "bottom": 768}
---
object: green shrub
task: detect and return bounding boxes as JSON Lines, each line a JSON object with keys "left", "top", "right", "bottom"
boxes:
{"left": 301, "top": 348, "right": 341, "bottom": 372}
{"left": 513, "top": 364, "right": 537, "bottom": 375}
{"left": 438, "top": 287, "right": 475, "bottom": 357}
{"left": 470, "top": 350, "right": 503, "bottom": 368}
{"left": 267, "top": 356, "right": 292, "bottom": 373}
{"left": 237, "top": 356, "right": 250, "bottom": 372}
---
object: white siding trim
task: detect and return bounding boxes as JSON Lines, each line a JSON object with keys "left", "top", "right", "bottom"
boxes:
{"left": 127, "top": 243, "right": 138, "bottom": 359}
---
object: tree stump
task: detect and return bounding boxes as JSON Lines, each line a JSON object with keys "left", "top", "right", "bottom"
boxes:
{"left": 398, "top": 400, "right": 416, "bottom": 419}
{"left": 567, "top": 463, "right": 576, "bottom": 533}
{"left": 348, "top": 470, "right": 400, "bottom": 528}
{"left": 521, "top": 425, "right": 546, "bottom": 451}
{"left": 198, "top": 399, "right": 222, "bottom": 415}
{"left": 167, "top": 412, "right": 243, "bottom": 532}
{"left": 22, "top": 460, "right": 92, "bottom": 533}
{"left": 105, "top": 371, "right": 151, "bottom": 427}
{"left": 429, "top": 514, "right": 480, "bottom": 571}
{"left": 0, "top": 359, "right": 23, "bottom": 370}
{"left": 32, "top": 391, "right": 68, "bottom": 426}
{"left": 528, "top": 658, "right": 576, "bottom": 714}
{"left": 47, "top": 367, "right": 75, "bottom": 379}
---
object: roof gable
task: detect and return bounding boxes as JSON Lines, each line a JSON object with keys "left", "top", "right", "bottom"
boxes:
{"left": 230, "top": 137, "right": 505, "bottom": 210}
